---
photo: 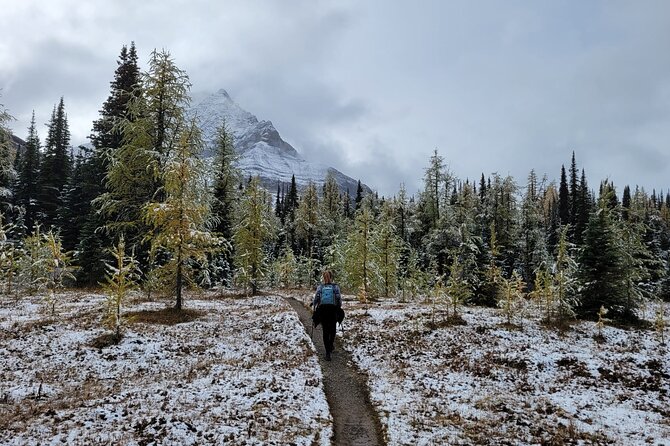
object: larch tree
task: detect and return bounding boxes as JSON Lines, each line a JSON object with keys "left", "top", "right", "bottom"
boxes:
{"left": 342, "top": 198, "right": 377, "bottom": 296}
{"left": 144, "top": 120, "right": 217, "bottom": 310}
{"left": 100, "top": 49, "right": 190, "bottom": 268}
{"left": 234, "top": 177, "right": 276, "bottom": 295}
{"left": 372, "top": 200, "right": 402, "bottom": 297}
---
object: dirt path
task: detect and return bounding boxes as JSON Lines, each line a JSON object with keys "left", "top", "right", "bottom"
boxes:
{"left": 286, "top": 297, "right": 385, "bottom": 446}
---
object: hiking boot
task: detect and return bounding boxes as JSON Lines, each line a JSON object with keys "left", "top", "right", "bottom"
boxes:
{"left": 325, "top": 352, "right": 332, "bottom": 361}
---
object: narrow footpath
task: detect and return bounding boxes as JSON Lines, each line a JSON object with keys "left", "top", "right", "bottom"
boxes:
{"left": 285, "top": 297, "right": 385, "bottom": 446}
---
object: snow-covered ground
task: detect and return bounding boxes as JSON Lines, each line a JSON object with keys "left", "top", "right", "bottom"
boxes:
{"left": 329, "top": 299, "right": 670, "bottom": 445}
{"left": 0, "top": 292, "right": 331, "bottom": 445}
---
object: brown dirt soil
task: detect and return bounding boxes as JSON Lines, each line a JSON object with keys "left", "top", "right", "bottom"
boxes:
{"left": 286, "top": 297, "right": 386, "bottom": 446}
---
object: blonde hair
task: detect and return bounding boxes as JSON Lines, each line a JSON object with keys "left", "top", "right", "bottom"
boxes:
{"left": 322, "top": 270, "right": 332, "bottom": 284}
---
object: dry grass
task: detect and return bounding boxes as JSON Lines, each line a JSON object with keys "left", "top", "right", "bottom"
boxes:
{"left": 126, "top": 308, "right": 203, "bottom": 325}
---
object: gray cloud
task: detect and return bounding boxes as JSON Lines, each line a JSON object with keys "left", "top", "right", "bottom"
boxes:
{"left": 2, "top": 0, "right": 670, "bottom": 197}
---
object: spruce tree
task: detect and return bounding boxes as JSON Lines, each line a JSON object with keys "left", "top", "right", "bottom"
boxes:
{"left": 578, "top": 189, "right": 636, "bottom": 320}
{"left": 37, "top": 98, "right": 71, "bottom": 229}
{"left": 210, "top": 121, "right": 239, "bottom": 286}
{"left": 558, "top": 165, "right": 569, "bottom": 226}
{"left": 14, "top": 112, "right": 41, "bottom": 231}
{"left": 100, "top": 49, "right": 189, "bottom": 266}
{"left": 0, "top": 100, "right": 16, "bottom": 220}
{"left": 355, "top": 180, "right": 364, "bottom": 210}
{"left": 79, "top": 43, "right": 141, "bottom": 285}
{"left": 569, "top": 151, "right": 579, "bottom": 227}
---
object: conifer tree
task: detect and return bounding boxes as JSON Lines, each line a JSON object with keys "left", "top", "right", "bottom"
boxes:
{"left": 552, "top": 225, "right": 577, "bottom": 323}
{"left": 372, "top": 200, "right": 402, "bottom": 297}
{"left": 144, "top": 121, "right": 217, "bottom": 310}
{"left": 295, "top": 182, "right": 319, "bottom": 257}
{"left": 102, "top": 236, "right": 139, "bottom": 337}
{"left": 354, "top": 180, "right": 364, "bottom": 210}
{"left": 578, "top": 189, "right": 635, "bottom": 320}
{"left": 37, "top": 98, "right": 71, "bottom": 229}
{"left": 234, "top": 177, "right": 276, "bottom": 295}
{"left": 341, "top": 198, "right": 376, "bottom": 296}
{"left": 569, "top": 151, "right": 579, "bottom": 227}
{"left": 446, "top": 255, "right": 472, "bottom": 318}
{"left": 210, "top": 121, "right": 239, "bottom": 286}
{"left": 318, "top": 173, "right": 342, "bottom": 248}
{"left": 0, "top": 101, "right": 16, "bottom": 219}
{"left": 521, "top": 169, "right": 549, "bottom": 288}
{"left": 43, "top": 230, "right": 75, "bottom": 314}
{"left": 100, "top": 49, "right": 189, "bottom": 264}
{"left": 80, "top": 43, "right": 141, "bottom": 285}
{"left": 14, "top": 112, "right": 40, "bottom": 231}
{"left": 574, "top": 169, "right": 591, "bottom": 245}
{"left": 558, "top": 165, "right": 569, "bottom": 226}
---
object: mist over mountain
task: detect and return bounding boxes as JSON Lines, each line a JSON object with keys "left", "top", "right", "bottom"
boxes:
{"left": 191, "top": 89, "right": 369, "bottom": 194}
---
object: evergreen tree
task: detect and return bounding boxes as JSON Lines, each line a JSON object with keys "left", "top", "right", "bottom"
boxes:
{"left": 14, "top": 112, "right": 40, "bottom": 232}
{"left": 37, "top": 97, "right": 71, "bottom": 229}
{"left": 622, "top": 185, "right": 631, "bottom": 221}
{"left": 574, "top": 169, "right": 591, "bottom": 245}
{"left": 569, "top": 151, "right": 578, "bottom": 227}
{"left": 558, "top": 165, "right": 569, "bottom": 226}
{"left": 79, "top": 43, "right": 141, "bottom": 285}
{"left": 578, "top": 189, "right": 637, "bottom": 320}
{"left": 99, "top": 49, "right": 189, "bottom": 265}
{"left": 210, "top": 121, "right": 239, "bottom": 286}
{"left": 521, "top": 169, "right": 549, "bottom": 288}
{"left": 552, "top": 225, "right": 577, "bottom": 323}
{"left": 0, "top": 100, "right": 16, "bottom": 219}
{"left": 354, "top": 180, "right": 364, "bottom": 210}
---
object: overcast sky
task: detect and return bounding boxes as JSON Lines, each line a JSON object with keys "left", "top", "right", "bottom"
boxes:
{"left": 1, "top": 0, "right": 669, "bottom": 197}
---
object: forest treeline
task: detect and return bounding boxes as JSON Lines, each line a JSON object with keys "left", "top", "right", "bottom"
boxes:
{"left": 0, "top": 43, "right": 669, "bottom": 324}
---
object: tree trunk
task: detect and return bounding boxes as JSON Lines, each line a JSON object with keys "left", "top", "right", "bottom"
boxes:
{"left": 175, "top": 251, "right": 183, "bottom": 310}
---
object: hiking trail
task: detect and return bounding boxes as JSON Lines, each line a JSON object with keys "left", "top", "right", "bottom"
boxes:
{"left": 285, "top": 296, "right": 385, "bottom": 446}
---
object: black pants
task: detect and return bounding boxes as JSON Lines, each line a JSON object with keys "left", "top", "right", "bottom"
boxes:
{"left": 319, "top": 304, "right": 338, "bottom": 354}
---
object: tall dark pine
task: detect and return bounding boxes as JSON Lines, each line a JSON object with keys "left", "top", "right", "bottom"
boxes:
{"left": 574, "top": 169, "right": 591, "bottom": 245}
{"left": 15, "top": 112, "right": 41, "bottom": 231}
{"left": 37, "top": 98, "right": 71, "bottom": 229}
{"left": 211, "top": 122, "right": 239, "bottom": 285}
{"left": 77, "top": 43, "right": 141, "bottom": 285}
{"left": 90, "top": 43, "right": 140, "bottom": 160}
{"left": 558, "top": 165, "right": 569, "bottom": 226}
{"left": 621, "top": 185, "right": 631, "bottom": 221}
{"left": 0, "top": 103, "right": 15, "bottom": 218}
{"left": 569, "top": 151, "right": 579, "bottom": 227}
{"left": 479, "top": 173, "right": 487, "bottom": 203}
{"left": 355, "top": 180, "right": 364, "bottom": 210}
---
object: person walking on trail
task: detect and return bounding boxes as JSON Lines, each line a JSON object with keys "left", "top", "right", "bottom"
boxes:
{"left": 312, "top": 270, "right": 342, "bottom": 361}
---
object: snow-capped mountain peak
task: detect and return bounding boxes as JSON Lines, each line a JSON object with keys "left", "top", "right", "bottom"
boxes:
{"left": 191, "top": 90, "right": 367, "bottom": 194}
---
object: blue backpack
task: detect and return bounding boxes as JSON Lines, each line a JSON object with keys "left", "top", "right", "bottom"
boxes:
{"left": 321, "top": 284, "right": 335, "bottom": 305}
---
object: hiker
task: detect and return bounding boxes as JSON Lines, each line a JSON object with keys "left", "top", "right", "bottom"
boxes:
{"left": 312, "top": 270, "right": 342, "bottom": 361}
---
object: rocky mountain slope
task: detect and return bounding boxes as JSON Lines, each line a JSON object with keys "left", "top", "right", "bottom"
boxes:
{"left": 191, "top": 89, "right": 367, "bottom": 194}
